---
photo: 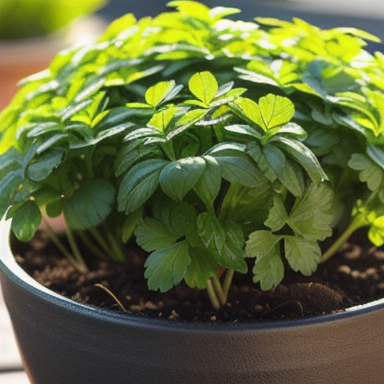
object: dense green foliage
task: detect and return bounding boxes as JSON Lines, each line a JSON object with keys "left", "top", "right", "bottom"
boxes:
{"left": 0, "top": 0, "right": 106, "bottom": 39}
{"left": 0, "top": 1, "right": 383, "bottom": 308}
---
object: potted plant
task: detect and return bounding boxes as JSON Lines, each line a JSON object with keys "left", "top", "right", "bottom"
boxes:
{"left": 0, "top": 1, "right": 383, "bottom": 383}
{"left": 0, "top": 0, "right": 107, "bottom": 110}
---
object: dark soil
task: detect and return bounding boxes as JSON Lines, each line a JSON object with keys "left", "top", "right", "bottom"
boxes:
{"left": 11, "top": 230, "right": 384, "bottom": 323}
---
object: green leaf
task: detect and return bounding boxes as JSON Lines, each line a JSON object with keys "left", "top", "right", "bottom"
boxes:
{"left": 197, "top": 213, "right": 247, "bottom": 272}
{"left": 144, "top": 240, "right": 191, "bottom": 292}
{"left": 123, "top": 127, "right": 163, "bottom": 142}
{"left": 368, "top": 216, "right": 384, "bottom": 247}
{"left": 145, "top": 80, "right": 177, "bottom": 107}
{"left": 115, "top": 141, "right": 162, "bottom": 177}
{"left": 184, "top": 247, "right": 218, "bottom": 289}
{"left": 246, "top": 231, "right": 285, "bottom": 290}
{"left": 264, "top": 195, "right": 288, "bottom": 232}
{"left": 135, "top": 218, "right": 177, "bottom": 252}
{"left": 349, "top": 153, "right": 383, "bottom": 191}
{"left": 0, "top": 170, "right": 23, "bottom": 219}
{"left": 220, "top": 220, "right": 248, "bottom": 273}
{"left": 225, "top": 124, "right": 262, "bottom": 140}
{"left": 63, "top": 179, "right": 115, "bottom": 230}
{"left": 284, "top": 236, "right": 321, "bottom": 276}
{"left": 270, "top": 136, "right": 328, "bottom": 184}
{"left": 11, "top": 200, "right": 42, "bottom": 242}
{"left": 245, "top": 230, "right": 282, "bottom": 259}
{"left": 117, "top": 159, "right": 168, "bottom": 214}
{"left": 207, "top": 143, "right": 261, "bottom": 187}
{"left": 258, "top": 94, "right": 295, "bottom": 130}
{"left": 193, "top": 156, "right": 221, "bottom": 209}
{"left": 263, "top": 145, "right": 304, "bottom": 197}
{"left": 188, "top": 71, "right": 218, "bottom": 106}
{"left": 166, "top": 109, "right": 208, "bottom": 140}
{"left": 197, "top": 212, "right": 226, "bottom": 256}
{"left": 27, "top": 150, "right": 63, "bottom": 181}
{"left": 148, "top": 107, "right": 179, "bottom": 132}
{"left": 121, "top": 208, "right": 143, "bottom": 243}
{"left": 230, "top": 94, "right": 295, "bottom": 132}
{"left": 159, "top": 157, "right": 206, "bottom": 201}
{"left": 287, "top": 182, "right": 333, "bottom": 241}
{"left": 252, "top": 249, "right": 284, "bottom": 291}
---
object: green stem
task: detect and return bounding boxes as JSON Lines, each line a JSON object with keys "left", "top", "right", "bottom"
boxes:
{"left": 65, "top": 225, "right": 88, "bottom": 272}
{"left": 206, "top": 279, "right": 221, "bottom": 310}
{"left": 319, "top": 214, "right": 368, "bottom": 263}
{"left": 105, "top": 227, "right": 125, "bottom": 262}
{"left": 77, "top": 231, "right": 107, "bottom": 260}
{"left": 212, "top": 275, "right": 226, "bottom": 305}
{"left": 88, "top": 226, "right": 114, "bottom": 256}
{"left": 43, "top": 219, "right": 87, "bottom": 273}
{"left": 222, "top": 269, "right": 234, "bottom": 302}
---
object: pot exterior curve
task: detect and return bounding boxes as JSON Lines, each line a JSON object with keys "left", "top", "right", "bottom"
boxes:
{"left": 1, "top": 224, "right": 384, "bottom": 384}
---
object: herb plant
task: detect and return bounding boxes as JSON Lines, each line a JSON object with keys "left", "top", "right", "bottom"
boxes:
{"left": 0, "top": 1, "right": 383, "bottom": 310}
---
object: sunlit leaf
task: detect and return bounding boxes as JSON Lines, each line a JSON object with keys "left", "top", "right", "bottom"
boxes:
{"left": 188, "top": 71, "right": 218, "bottom": 105}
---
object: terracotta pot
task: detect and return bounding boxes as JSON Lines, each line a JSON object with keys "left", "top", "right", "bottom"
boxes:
{"left": 0, "top": 16, "right": 105, "bottom": 110}
{"left": 0, "top": 220, "right": 383, "bottom": 384}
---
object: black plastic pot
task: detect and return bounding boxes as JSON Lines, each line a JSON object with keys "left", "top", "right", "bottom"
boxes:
{"left": 0, "top": 220, "right": 384, "bottom": 384}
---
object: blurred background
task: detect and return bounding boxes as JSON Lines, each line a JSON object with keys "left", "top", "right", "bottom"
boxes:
{"left": 0, "top": 0, "right": 383, "bottom": 383}
{"left": 97, "top": 0, "right": 384, "bottom": 44}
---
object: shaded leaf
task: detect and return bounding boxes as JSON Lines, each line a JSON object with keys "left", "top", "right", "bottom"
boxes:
{"left": 144, "top": 240, "right": 191, "bottom": 292}
{"left": 160, "top": 157, "right": 206, "bottom": 201}
{"left": 63, "top": 179, "right": 115, "bottom": 230}
{"left": 117, "top": 159, "right": 168, "bottom": 214}
{"left": 135, "top": 218, "right": 177, "bottom": 252}
{"left": 11, "top": 200, "right": 42, "bottom": 241}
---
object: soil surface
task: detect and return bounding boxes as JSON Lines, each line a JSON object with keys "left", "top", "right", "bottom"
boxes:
{"left": 11, "top": 230, "right": 384, "bottom": 323}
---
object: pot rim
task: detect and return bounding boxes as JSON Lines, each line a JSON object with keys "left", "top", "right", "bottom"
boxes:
{"left": 1, "top": 219, "right": 384, "bottom": 332}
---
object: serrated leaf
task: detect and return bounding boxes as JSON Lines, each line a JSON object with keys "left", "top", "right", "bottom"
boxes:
{"left": 159, "top": 157, "right": 206, "bottom": 201}
{"left": 145, "top": 80, "right": 177, "bottom": 107}
{"left": 188, "top": 71, "right": 218, "bottom": 105}
{"left": 264, "top": 195, "right": 288, "bottom": 232}
{"left": 245, "top": 230, "right": 282, "bottom": 259}
{"left": 135, "top": 218, "right": 177, "bottom": 252}
{"left": 220, "top": 220, "right": 248, "bottom": 273}
{"left": 284, "top": 236, "right": 321, "bottom": 275}
{"left": 349, "top": 153, "right": 383, "bottom": 191}
{"left": 144, "top": 240, "right": 191, "bottom": 292}
{"left": 252, "top": 244, "right": 284, "bottom": 290}
{"left": 184, "top": 247, "right": 218, "bottom": 289}
{"left": 169, "top": 202, "right": 196, "bottom": 239}
{"left": 117, "top": 159, "right": 168, "bottom": 214}
{"left": 197, "top": 212, "right": 226, "bottom": 256}
{"left": 63, "top": 179, "right": 115, "bottom": 230}
{"left": 287, "top": 183, "right": 333, "bottom": 241}
{"left": 11, "top": 200, "right": 42, "bottom": 242}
